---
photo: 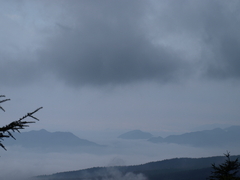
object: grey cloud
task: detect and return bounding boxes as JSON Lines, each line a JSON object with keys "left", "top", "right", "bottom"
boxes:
{"left": 38, "top": 0, "right": 240, "bottom": 87}
{"left": 0, "top": 60, "right": 41, "bottom": 87}
{"left": 197, "top": 1, "right": 240, "bottom": 79}
{"left": 39, "top": 0, "right": 190, "bottom": 87}
{"left": 205, "top": 35, "right": 240, "bottom": 79}
{"left": 0, "top": 2, "right": 44, "bottom": 87}
{"left": 157, "top": 0, "right": 240, "bottom": 80}
{"left": 2, "top": 0, "right": 240, "bottom": 87}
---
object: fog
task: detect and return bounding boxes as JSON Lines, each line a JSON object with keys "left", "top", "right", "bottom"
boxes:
{"left": 1, "top": 134, "right": 240, "bottom": 180}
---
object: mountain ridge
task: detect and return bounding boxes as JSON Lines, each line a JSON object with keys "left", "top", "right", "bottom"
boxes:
{"left": 148, "top": 125, "right": 240, "bottom": 147}
{"left": 36, "top": 154, "right": 240, "bottom": 180}
{"left": 4, "top": 129, "right": 103, "bottom": 152}
{"left": 118, "top": 129, "right": 153, "bottom": 139}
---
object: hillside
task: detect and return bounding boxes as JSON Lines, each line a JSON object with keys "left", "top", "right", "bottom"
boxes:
{"left": 4, "top": 129, "right": 103, "bottom": 152}
{"left": 36, "top": 155, "right": 240, "bottom": 180}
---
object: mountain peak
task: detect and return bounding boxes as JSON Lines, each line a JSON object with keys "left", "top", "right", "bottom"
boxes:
{"left": 118, "top": 129, "right": 153, "bottom": 139}
{"left": 4, "top": 129, "right": 102, "bottom": 152}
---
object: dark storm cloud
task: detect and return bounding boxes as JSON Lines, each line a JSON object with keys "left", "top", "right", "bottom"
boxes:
{"left": 38, "top": 0, "right": 240, "bottom": 87}
{"left": 205, "top": 34, "right": 240, "bottom": 79}
{"left": 39, "top": 0, "right": 190, "bottom": 86}
{"left": 2, "top": 0, "right": 240, "bottom": 87}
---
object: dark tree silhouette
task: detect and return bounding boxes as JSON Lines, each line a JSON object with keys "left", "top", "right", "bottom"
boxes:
{"left": 0, "top": 95, "right": 42, "bottom": 150}
{"left": 209, "top": 152, "right": 240, "bottom": 180}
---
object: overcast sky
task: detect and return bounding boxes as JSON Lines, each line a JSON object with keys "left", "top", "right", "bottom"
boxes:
{"left": 1, "top": 0, "right": 240, "bottom": 136}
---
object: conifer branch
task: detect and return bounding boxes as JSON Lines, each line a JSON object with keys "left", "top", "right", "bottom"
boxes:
{"left": 0, "top": 95, "right": 42, "bottom": 151}
{"left": 0, "top": 95, "right": 10, "bottom": 112}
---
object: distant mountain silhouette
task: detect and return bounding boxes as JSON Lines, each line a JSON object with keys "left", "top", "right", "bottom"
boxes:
{"left": 191, "top": 123, "right": 232, "bottom": 131}
{"left": 118, "top": 130, "right": 153, "bottom": 139}
{"left": 148, "top": 125, "right": 240, "bottom": 147}
{"left": 4, "top": 129, "right": 103, "bottom": 152}
{"left": 36, "top": 155, "right": 240, "bottom": 180}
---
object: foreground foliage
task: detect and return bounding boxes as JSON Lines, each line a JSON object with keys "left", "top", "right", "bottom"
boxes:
{"left": 0, "top": 95, "right": 42, "bottom": 150}
{"left": 209, "top": 152, "right": 240, "bottom": 180}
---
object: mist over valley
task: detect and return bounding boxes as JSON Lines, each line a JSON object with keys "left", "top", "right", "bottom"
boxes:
{"left": 1, "top": 126, "right": 240, "bottom": 179}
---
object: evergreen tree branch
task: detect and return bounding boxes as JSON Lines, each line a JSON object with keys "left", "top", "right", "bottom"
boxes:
{"left": 0, "top": 95, "right": 42, "bottom": 151}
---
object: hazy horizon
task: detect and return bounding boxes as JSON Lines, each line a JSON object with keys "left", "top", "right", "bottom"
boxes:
{"left": 2, "top": 129, "right": 240, "bottom": 180}
{"left": 1, "top": 126, "right": 240, "bottom": 179}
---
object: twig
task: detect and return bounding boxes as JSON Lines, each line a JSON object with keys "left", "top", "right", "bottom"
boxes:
{"left": 0, "top": 95, "right": 42, "bottom": 150}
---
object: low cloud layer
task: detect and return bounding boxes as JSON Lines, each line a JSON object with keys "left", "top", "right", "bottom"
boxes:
{"left": 1, "top": 0, "right": 240, "bottom": 87}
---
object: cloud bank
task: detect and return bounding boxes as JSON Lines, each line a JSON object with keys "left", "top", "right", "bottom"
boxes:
{"left": 1, "top": 0, "right": 240, "bottom": 87}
